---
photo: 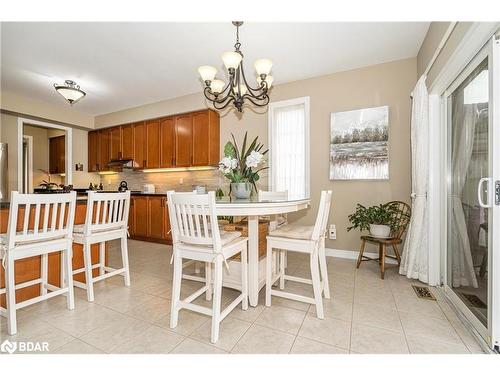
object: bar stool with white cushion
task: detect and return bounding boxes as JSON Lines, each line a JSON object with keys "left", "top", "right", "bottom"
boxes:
{"left": 72, "top": 191, "right": 131, "bottom": 302}
{"left": 265, "top": 190, "right": 332, "bottom": 319}
{"left": 167, "top": 191, "right": 248, "bottom": 343}
{"left": 0, "top": 191, "right": 77, "bottom": 335}
{"left": 258, "top": 190, "right": 288, "bottom": 288}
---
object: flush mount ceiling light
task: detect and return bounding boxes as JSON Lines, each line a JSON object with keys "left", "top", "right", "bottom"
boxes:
{"left": 198, "top": 21, "right": 273, "bottom": 112}
{"left": 54, "top": 80, "right": 86, "bottom": 105}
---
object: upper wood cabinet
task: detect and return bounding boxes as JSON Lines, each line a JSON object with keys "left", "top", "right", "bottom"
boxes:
{"left": 192, "top": 110, "right": 220, "bottom": 166}
{"left": 145, "top": 120, "right": 161, "bottom": 169}
{"left": 174, "top": 114, "right": 193, "bottom": 167}
{"left": 88, "top": 130, "right": 99, "bottom": 172}
{"left": 133, "top": 122, "right": 146, "bottom": 169}
{"left": 99, "top": 129, "right": 110, "bottom": 171}
{"left": 160, "top": 117, "right": 175, "bottom": 168}
{"left": 121, "top": 124, "right": 134, "bottom": 160}
{"left": 87, "top": 109, "right": 220, "bottom": 172}
{"left": 109, "top": 126, "right": 122, "bottom": 160}
{"left": 49, "top": 136, "right": 65, "bottom": 174}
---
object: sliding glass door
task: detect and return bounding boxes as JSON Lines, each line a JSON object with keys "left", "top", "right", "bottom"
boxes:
{"left": 445, "top": 36, "right": 500, "bottom": 349}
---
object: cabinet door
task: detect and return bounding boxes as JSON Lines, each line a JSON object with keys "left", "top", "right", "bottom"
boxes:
{"left": 109, "top": 126, "right": 122, "bottom": 160}
{"left": 133, "top": 196, "right": 148, "bottom": 237}
{"left": 192, "top": 111, "right": 209, "bottom": 166}
{"left": 145, "top": 120, "right": 160, "bottom": 169}
{"left": 128, "top": 197, "right": 136, "bottom": 236}
{"left": 88, "top": 130, "right": 100, "bottom": 172}
{"left": 208, "top": 110, "right": 221, "bottom": 166}
{"left": 147, "top": 196, "right": 164, "bottom": 239}
{"left": 58, "top": 136, "right": 66, "bottom": 174}
{"left": 121, "top": 124, "right": 134, "bottom": 160}
{"left": 160, "top": 117, "right": 175, "bottom": 168}
{"left": 99, "top": 129, "right": 111, "bottom": 171}
{"left": 163, "top": 199, "right": 171, "bottom": 242}
{"left": 49, "top": 137, "right": 58, "bottom": 174}
{"left": 133, "top": 122, "right": 146, "bottom": 169}
{"left": 175, "top": 114, "right": 193, "bottom": 167}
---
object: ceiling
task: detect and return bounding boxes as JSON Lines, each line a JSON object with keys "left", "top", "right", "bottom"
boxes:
{"left": 1, "top": 22, "right": 429, "bottom": 116}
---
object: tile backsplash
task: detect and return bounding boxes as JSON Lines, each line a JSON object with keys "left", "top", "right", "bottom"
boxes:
{"left": 99, "top": 169, "right": 269, "bottom": 195}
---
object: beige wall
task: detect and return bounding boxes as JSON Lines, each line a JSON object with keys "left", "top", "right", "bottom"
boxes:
{"left": 417, "top": 22, "right": 452, "bottom": 76}
{"left": 417, "top": 22, "right": 474, "bottom": 87}
{"left": 0, "top": 113, "right": 19, "bottom": 193}
{"left": 96, "top": 57, "right": 416, "bottom": 251}
{"left": 1, "top": 91, "right": 94, "bottom": 129}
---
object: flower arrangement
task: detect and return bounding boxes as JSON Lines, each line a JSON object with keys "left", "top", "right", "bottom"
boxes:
{"left": 219, "top": 132, "right": 268, "bottom": 196}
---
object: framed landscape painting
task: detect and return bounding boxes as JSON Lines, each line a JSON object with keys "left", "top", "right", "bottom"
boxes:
{"left": 330, "top": 105, "right": 389, "bottom": 180}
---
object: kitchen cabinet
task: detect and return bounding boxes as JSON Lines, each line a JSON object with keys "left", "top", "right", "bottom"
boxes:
{"left": 147, "top": 196, "right": 165, "bottom": 239}
{"left": 49, "top": 135, "right": 65, "bottom": 174}
{"left": 99, "top": 128, "right": 110, "bottom": 171}
{"left": 88, "top": 130, "right": 99, "bottom": 172}
{"left": 134, "top": 121, "right": 146, "bottom": 169}
{"left": 129, "top": 195, "right": 171, "bottom": 244}
{"left": 145, "top": 120, "right": 160, "bottom": 169}
{"left": 160, "top": 117, "right": 175, "bottom": 168}
{"left": 121, "top": 124, "right": 134, "bottom": 160}
{"left": 174, "top": 114, "right": 193, "bottom": 167}
{"left": 132, "top": 196, "right": 148, "bottom": 237}
{"left": 87, "top": 109, "right": 220, "bottom": 172}
{"left": 192, "top": 110, "right": 220, "bottom": 166}
{"left": 109, "top": 126, "right": 122, "bottom": 160}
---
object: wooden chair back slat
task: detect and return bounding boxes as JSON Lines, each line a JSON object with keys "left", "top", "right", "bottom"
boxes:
{"left": 386, "top": 201, "right": 411, "bottom": 239}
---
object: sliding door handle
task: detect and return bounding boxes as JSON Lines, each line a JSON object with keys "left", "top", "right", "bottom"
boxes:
{"left": 477, "top": 177, "right": 492, "bottom": 208}
{"left": 496, "top": 180, "right": 500, "bottom": 206}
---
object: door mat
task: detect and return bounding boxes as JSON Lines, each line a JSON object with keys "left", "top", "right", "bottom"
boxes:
{"left": 460, "top": 293, "right": 487, "bottom": 309}
{"left": 412, "top": 285, "right": 436, "bottom": 301}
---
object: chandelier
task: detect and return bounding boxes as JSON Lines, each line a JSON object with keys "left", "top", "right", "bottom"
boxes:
{"left": 54, "top": 80, "right": 86, "bottom": 105}
{"left": 198, "top": 21, "right": 273, "bottom": 112}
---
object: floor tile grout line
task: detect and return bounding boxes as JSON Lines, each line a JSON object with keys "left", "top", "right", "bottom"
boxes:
{"left": 287, "top": 303, "right": 309, "bottom": 354}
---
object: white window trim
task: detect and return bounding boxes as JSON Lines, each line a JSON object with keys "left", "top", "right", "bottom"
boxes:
{"left": 267, "top": 96, "right": 310, "bottom": 198}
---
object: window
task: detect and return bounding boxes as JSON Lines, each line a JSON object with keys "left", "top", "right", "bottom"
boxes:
{"left": 268, "top": 97, "right": 310, "bottom": 199}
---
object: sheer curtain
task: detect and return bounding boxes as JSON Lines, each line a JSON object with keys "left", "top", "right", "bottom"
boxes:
{"left": 271, "top": 102, "right": 307, "bottom": 199}
{"left": 399, "top": 75, "right": 430, "bottom": 282}
{"left": 450, "top": 89, "right": 479, "bottom": 288}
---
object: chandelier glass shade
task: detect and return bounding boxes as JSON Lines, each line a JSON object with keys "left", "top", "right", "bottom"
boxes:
{"left": 198, "top": 22, "right": 273, "bottom": 112}
{"left": 54, "top": 80, "right": 86, "bottom": 105}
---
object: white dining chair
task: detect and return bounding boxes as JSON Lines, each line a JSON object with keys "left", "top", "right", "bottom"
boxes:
{"left": 265, "top": 190, "right": 332, "bottom": 319}
{"left": 72, "top": 191, "right": 131, "bottom": 302}
{"left": 167, "top": 191, "right": 248, "bottom": 343}
{"left": 0, "top": 191, "right": 77, "bottom": 335}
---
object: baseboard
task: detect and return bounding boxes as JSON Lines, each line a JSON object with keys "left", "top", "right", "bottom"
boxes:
{"left": 325, "top": 248, "right": 398, "bottom": 265}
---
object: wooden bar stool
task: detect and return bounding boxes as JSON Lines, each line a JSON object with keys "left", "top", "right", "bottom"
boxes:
{"left": 265, "top": 190, "right": 332, "bottom": 319}
{"left": 0, "top": 191, "right": 77, "bottom": 335}
{"left": 72, "top": 191, "right": 131, "bottom": 302}
{"left": 356, "top": 201, "right": 411, "bottom": 279}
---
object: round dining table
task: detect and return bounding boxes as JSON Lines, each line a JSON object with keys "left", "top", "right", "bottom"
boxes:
{"left": 215, "top": 196, "right": 310, "bottom": 306}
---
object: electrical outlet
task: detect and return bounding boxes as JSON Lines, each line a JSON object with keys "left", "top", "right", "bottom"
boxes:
{"left": 329, "top": 224, "right": 336, "bottom": 240}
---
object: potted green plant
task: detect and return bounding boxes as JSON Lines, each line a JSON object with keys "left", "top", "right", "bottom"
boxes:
{"left": 347, "top": 203, "right": 402, "bottom": 238}
{"left": 219, "top": 132, "right": 268, "bottom": 199}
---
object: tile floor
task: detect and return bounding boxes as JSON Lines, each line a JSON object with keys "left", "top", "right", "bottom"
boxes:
{"left": 0, "top": 239, "right": 486, "bottom": 354}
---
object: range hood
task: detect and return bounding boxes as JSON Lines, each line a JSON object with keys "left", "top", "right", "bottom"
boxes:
{"left": 106, "top": 159, "right": 139, "bottom": 169}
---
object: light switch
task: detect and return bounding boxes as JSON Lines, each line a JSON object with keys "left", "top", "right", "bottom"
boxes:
{"left": 329, "top": 224, "right": 336, "bottom": 240}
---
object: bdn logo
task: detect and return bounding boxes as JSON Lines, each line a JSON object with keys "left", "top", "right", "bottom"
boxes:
{"left": 1, "top": 339, "right": 49, "bottom": 354}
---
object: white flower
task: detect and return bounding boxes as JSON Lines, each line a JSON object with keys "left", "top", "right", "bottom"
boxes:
{"left": 219, "top": 157, "right": 238, "bottom": 174}
{"left": 245, "top": 151, "right": 263, "bottom": 168}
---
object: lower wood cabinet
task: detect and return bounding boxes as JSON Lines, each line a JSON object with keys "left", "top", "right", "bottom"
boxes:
{"left": 128, "top": 195, "right": 171, "bottom": 244}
